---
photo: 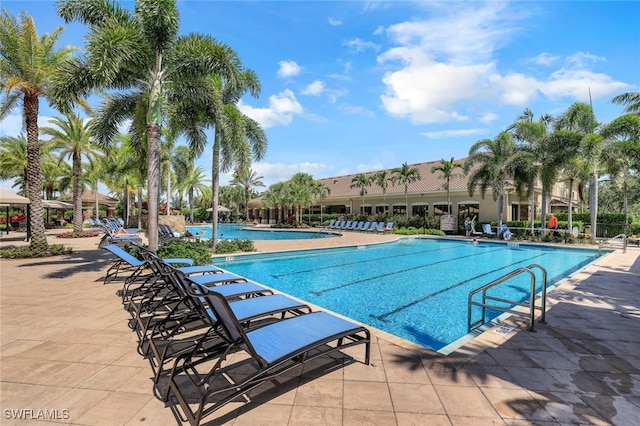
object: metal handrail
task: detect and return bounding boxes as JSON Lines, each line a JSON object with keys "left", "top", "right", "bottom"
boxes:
{"left": 467, "top": 264, "right": 548, "bottom": 332}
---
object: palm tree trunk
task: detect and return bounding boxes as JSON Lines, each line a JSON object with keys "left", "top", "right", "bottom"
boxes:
{"left": 72, "top": 151, "right": 83, "bottom": 232}
{"left": 211, "top": 128, "right": 221, "bottom": 247}
{"left": 189, "top": 188, "right": 194, "bottom": 223}
{"left": 567, "top": 178, "right": 574, "bottom": 233}
{"left": 25, "top": 94, "right": 47, "bottom": 249}
{"left": 589, "top": 171, "right": 598, "bottom": 242}
{"left": 166, "top": 173, "right": 171, "bottom": 216}
{"left": 137, "top": 185, "right": 143, "bottom": 229}
{"left": 541, "top": 191, "right": 548, "bottom": 238}
{"left": 147, "top": 123, "right": 161, "bottom": 251}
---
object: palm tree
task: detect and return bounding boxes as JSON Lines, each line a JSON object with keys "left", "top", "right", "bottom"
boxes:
{"left": 431, "top": 157, "right": 462, "bottom": 215}
{"left": 510, "top": 110, "right": 582, "bottom": 236}
{"left": 392, "top": 162, "right": 422, "bottom": 219}
{"left": 231, "top": 167, "right": 265, "bottom": 221}
{"left": 371, "top": 170, "right": 393, "bottom": 215}
{"left": 611, "top": 91, "right": 640, "bottom": 114}
{"left": 56, "top": 0, "right": 245, "bottom": 251}
{"left": 350, "top": 173, "right": 371, "bottom": 214}
{"left": 0, "top": 135, "right": 29, "bottom": 186}
{"left": 601, "top": 113, "right": 640, "bottom": 234}
{"left": 201, "top": 69, "right": 267, "bottom": 246}
{"left": 463, "top": 132, "right": 519, "bottom": 226}
{"left": 182, "top": 166, "right": 210, "bottom": 223}
{"left": 555, "top": 102, "right": 602, "bottom": 242}
{"left": 0, "top": 10, "right": 77, "bottom": 249}
{"left": 42, "top": 113, "right": 101, "bottom": 232}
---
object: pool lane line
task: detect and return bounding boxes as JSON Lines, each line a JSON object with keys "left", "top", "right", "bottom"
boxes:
{"left": 270, "top": 243, "right": 463, "bottom": 279}
{"left": 370, "top": 252, "right": 549, "bottom": 323}
{"left": 309, "top": 247, "right": 507, "bottom": 296}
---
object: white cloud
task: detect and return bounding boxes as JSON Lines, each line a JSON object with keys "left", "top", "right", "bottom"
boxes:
{"left": 253, "top": 162, "right": 327, "bottom": 185}
{"left": 301, "top": 80, "right": 326, "bottom": 96}
{"left": 479, "top": 113, "right": 499, "bottom": 123}
{"left": 277, "top": 60, "right": 302, "bottom": 79}
{"left": 239, "top": 89, "right": 304, "bottom": 129}
{"left": 344, "top": 38, "right": 380, "bottom": 52}
{"left": 421, "top": 128, "right": 487, "bottom": 139}
{"left": 379, "top": 47, "right": 484, "bottom": 123}
{"left": 377, "top": 3, "right": 629, "bottom": 124}
{"left": 541, "top": 68, "right": 629, "bottom": 101}
{"left": 565, "top": 52, "right": 605, "bottom": 69}
{"left": 528, "top": 52, "right": 560, "bottom": 66}
{"left": 328, "top": 17, "right": 342, "bottom": 26}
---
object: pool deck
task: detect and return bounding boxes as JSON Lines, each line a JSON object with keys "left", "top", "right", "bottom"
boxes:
{"left": 1, "top": 228, "right": 639, "bottom": 425}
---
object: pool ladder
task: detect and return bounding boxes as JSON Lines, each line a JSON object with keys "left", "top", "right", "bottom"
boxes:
{"left": 467, "top": 264, "right": 548, "bottom": 332}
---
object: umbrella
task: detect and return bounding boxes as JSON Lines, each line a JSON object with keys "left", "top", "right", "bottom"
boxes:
{"left": 206, "top": 205, "right": 232, "bottom": 212}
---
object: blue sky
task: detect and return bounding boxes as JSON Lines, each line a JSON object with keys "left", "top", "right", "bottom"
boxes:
{"left": 1, "top": 0, "right": 638, "bottom": 191}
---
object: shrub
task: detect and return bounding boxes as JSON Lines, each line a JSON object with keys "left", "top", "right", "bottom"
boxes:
{"left": 157, "top": 239, "right": 212, "bottom": 266}
{"left": 0, "top": 244, "right": 72, "bottom": 259}
{"left": 56, "top": 231, "right": 100, "bottom": 238}
{"left": 213, "top": 239, "right": 256, "bottom": 254}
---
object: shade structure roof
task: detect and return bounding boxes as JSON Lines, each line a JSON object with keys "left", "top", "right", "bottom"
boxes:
{"left": 42, "top": 199, "right": 73, "bottom": 209}
{"left": 0, "top": 189, "right": 30, "bottom": 206}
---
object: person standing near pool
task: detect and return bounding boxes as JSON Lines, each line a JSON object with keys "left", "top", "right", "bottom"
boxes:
{"left": 464, "top": 216, "right": 472, "bottom": 237}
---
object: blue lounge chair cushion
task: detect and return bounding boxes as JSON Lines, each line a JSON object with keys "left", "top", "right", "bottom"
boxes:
{"left": 247, "top": 311, "right": 365, "bottom": 364}
{"left": 188, "top": 273, "right": 246, "bottom": 286}
{"left": 177, "top": 265, "right": 223, "bottom": 275}
{"left": 104, "top": 244, "right": 144, "bottom": 267}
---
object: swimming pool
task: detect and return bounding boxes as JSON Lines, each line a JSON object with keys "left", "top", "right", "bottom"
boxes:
{"left": 213, "top": 238, "right": 605, "bottom": 353}
{"left": 185, "top": 224, "right": 337, "bottom": 240}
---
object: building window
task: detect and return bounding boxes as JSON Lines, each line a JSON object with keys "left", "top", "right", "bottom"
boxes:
{"left": 412, "top": 204, "right": 428, "bottom": 217}
{"left": 376, "top": 204, "right": 389, "bottom": 214}
{"left": 392, "top": 205, "right": 406, "bottom": 216}
{"left": 433, "top": 204, "right": 450, "bottom": 215}
{"left": 458, "top": 203, "right": 479, "bottom": 223}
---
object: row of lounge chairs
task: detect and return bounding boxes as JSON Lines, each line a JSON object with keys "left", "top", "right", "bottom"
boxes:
{"left": 324, "top": 219, "right": 394, "bottom": 232}
{"left": 102, "top": 242, "right": 371, "bottom": 425}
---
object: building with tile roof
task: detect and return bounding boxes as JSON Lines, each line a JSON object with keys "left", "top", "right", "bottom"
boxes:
{"left": 248, "top": 158, "right": 579, "bottom": 227}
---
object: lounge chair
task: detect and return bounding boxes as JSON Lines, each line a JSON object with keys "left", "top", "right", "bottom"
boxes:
{"left": 482, "top": 224, "right": 496, "bottom": 237}
{"left": 359, "top": 221, "right": 371, "bottom": 231}
{"left": 368, "top": 222, "right": 383, "bottom": 232}
{"left": 98, "top": 219, "right": 142, "bottom": 248}
{"left": 322, "top": 219, "right": 336, "bottom": 229}
{"left": 142, "top": 266, "right": 309, "bottom": 383}
{"left": 355, "top": 221, "right": 367, "bottom": 231}
{"left": 470, "top": 222, "right": 482, "bottom": 237}
{"left": 340, "top": 220, "right": 352, "bottom": 230}
{"left": 164, "top": 285, "right": 371, "bottom": 425}
{"left": 329, "top": 220, "right": 342, "bottom": 229}
{"left": 499, "top": 224, "right": 513, "bottom": 241}
{"left": 378, "top": 222, "right": 394, "bottom": 232}
{"left": 348, "top": 221, "right": 361, "bottom": 230}
{"left": 102, "top": 244, "right": 193, "bottom": 285}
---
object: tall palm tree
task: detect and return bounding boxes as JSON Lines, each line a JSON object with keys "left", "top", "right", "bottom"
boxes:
{"left": 371, "top": 170, "right": 393, "bottom": 215}
{"left": 231, "top": 167, "right": 265, "bottom": 221}
{"left": 198, "top": 69, "right": 267, "bottom": 246}
{"left": 464, "top": 132, "right": 519, "bottom": 226}
{"left": 56, "top": 0, "right": 244, "bottom": 251}
{"left": 555, "top": 102, "right": 602, "bottom": 241}
{"left": 350, "top": 173, "right": 371, "bottom": 214}
{"left": 170, "top": 145, "right": 194, "bottom": 215}
{"left": 42, "top": 113, "right": 101, "bottom": 232}
{"left": 430, "top": 157, "right": 462, "bottom": 215}
{"left": 392, "top": 162, "right": 422, "bottom": 219}
{"left": 0, "top": 10, "right": 77, "bottom": 249}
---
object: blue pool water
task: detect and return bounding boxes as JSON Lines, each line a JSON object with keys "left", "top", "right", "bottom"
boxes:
{"left": 186, "top": 224, "right": 337, "bottom": 240}
{"left": 213, "top": 238, "right": 605, "bottom": 352}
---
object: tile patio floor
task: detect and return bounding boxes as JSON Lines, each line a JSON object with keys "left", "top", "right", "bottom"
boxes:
{"left": 1, "top": 230, "right": 639, "bottom": 425}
